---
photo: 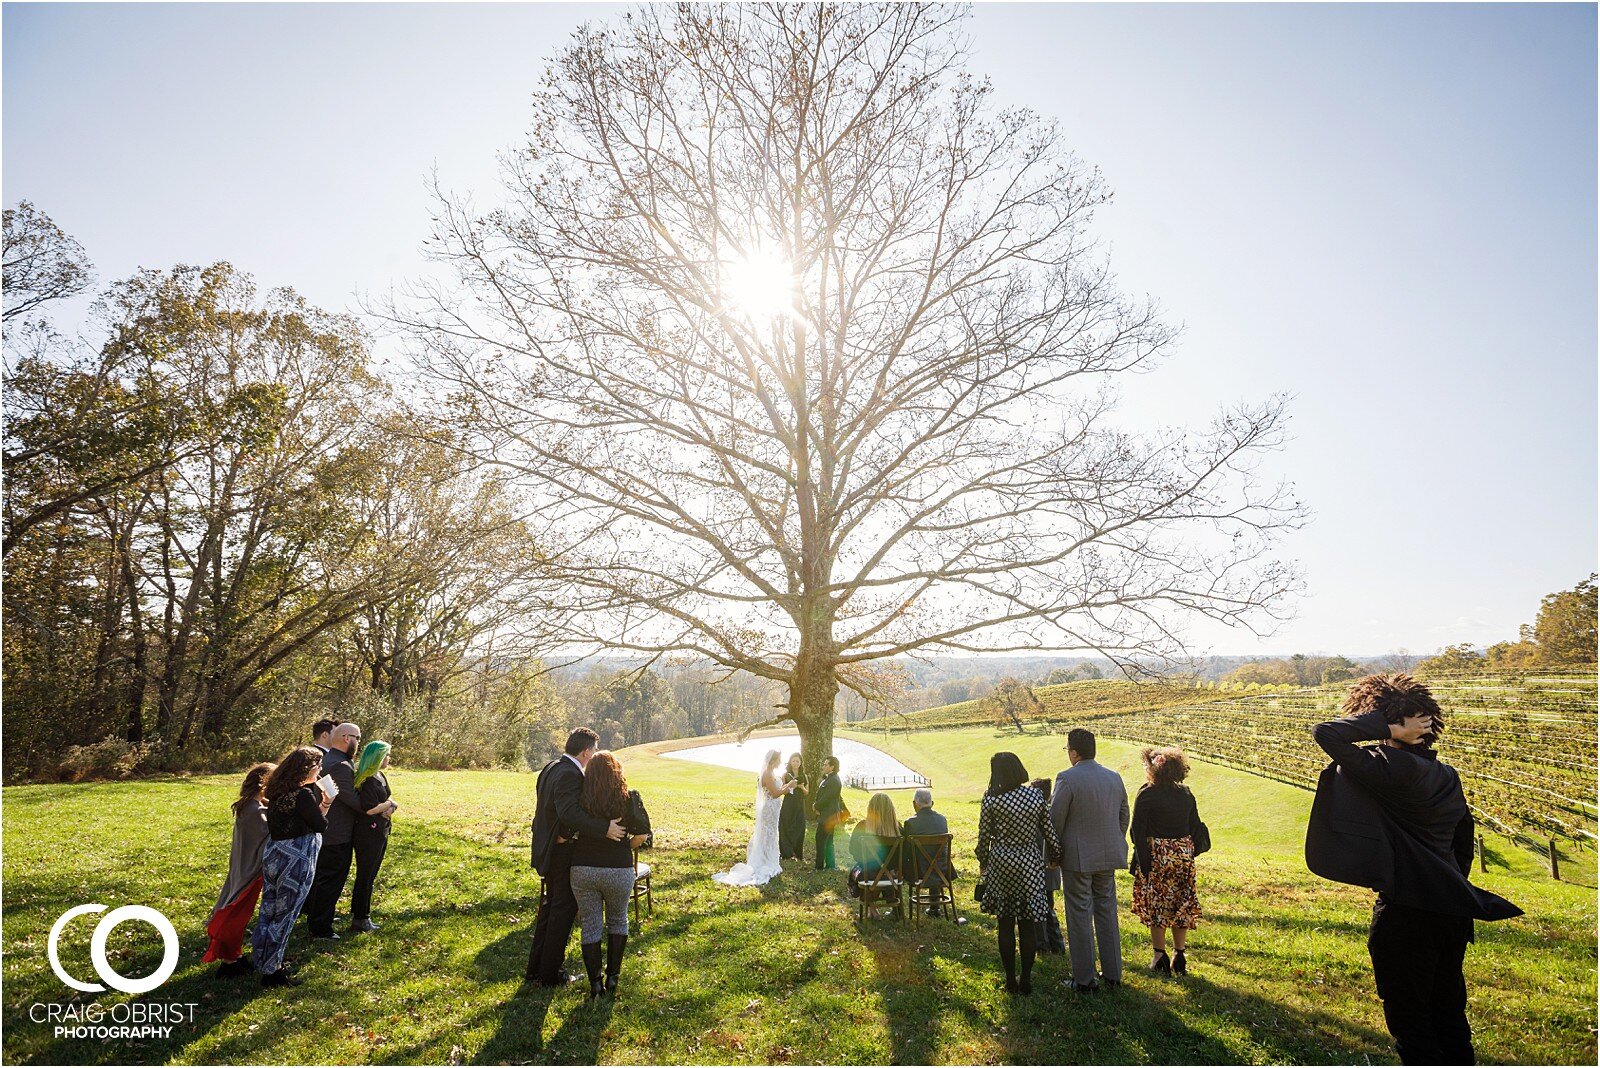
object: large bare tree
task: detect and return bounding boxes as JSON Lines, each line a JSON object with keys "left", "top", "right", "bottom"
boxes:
{"left": 395, "top": 3, "right": 1305, "bottom": 780}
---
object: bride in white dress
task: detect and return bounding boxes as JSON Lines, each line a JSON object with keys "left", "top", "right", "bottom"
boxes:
{"left": 711, "top": 749, "right": 796, "bottom": 887}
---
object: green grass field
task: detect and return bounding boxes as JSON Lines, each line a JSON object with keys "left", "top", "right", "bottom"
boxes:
{"left": 3, "top": 727, "right": 1594, "bottom": 1065}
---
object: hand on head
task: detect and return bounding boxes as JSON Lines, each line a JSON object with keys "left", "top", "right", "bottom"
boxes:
{"left": 1388, "top": 713, "right": 1435, "bottom": 747}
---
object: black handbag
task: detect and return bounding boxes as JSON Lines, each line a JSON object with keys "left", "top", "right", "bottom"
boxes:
{"left": 974, "top": 880, "right": 986, "bottom": 905}
{"left": 1191, "top": 795, "right": 1212, "bottom": 856}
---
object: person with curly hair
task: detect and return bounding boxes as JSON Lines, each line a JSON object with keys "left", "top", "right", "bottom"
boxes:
{"left": 1129, "top": 747, "right": 1206, "bottom": 976}
{"left": 255, "top": 746, "right": 332, "bottom": 986}
{"left": 1308, "top": 673, "right": 1522, "bottom": 1066}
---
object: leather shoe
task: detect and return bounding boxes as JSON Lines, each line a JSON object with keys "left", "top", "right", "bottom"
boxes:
{"left": 1100, "top": 975, "right": 1123, "bottom": 988}
{"left": 1065, "top": 979, "right": 1099, "bottom": 993}
{"left": 348, "top": 920, "right": 381, "bottom": 933}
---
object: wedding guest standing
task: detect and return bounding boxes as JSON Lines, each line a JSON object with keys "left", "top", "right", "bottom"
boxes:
{"left": 204, "top": 762, "right": 275, "bottom": 978}
{"left": 255, "top": 747, "right": 331, "bottom": 987}
{"left": 306, "top": 721, "right": 363, "bottom": 939}
{"left": 779, "top": 753, "right": 809, "bottom": 861}
{"left": 1051, "top": 728, "right": 1129, "bottom": 992}
{"left": 349, "top": 741, "right": 397, "bottom": 935}
{"left": 528, "top": 728, "right": 628, "bottom": 986}
{"left": 1129, "top": 748, "right": 1206, "bottom": 976}
{"left": 812, "top": 757, "right": 846, "bottom": 871}
{"left": 977, "top": 753, "right": 1061, "bottom": 995}
{"left": 1308, "top": 675, "right": 1521, "bottom": 1065}
{"left": 568, "top": 752, "right": 652, "bottom": 1000}
{"left": 847, "top": 792, "right": 900, "bottom": 897}
{"left": 1030, "top": 778, "right": 1067, "bottom": 955}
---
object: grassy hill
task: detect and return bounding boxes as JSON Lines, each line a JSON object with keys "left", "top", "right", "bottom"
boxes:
{"left": 2, "top": 727, "right": 1594, "bottom": 1065}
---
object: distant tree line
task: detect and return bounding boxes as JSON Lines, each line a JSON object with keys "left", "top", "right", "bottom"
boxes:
{"left": 1413, "top": 576, "right": 1597, "bottom": 675}
{"left": 2, "top": 205, "right": 569, "bottom": 780}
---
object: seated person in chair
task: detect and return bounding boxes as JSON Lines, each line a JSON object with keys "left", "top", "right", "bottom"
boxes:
{"left": 848, "top": 793, "right": 901, "bottom": 897}
{"left": 902, "top": 788, "right": 955, "bottom": 889}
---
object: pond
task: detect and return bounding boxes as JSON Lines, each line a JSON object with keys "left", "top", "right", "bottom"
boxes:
{"left": 660, "top": 733, "right": 928, "bottom": 789}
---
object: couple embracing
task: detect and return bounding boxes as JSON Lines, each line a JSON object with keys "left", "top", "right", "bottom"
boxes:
{"left": 527, "top": 728, "right": 653, "bottom": 999}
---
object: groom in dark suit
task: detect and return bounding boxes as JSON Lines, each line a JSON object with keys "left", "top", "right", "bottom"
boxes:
{"left": 812, "top": 757, "right": 845, "bottom": 870}
{"left": 1307, "top": 674, "right": 1520, "bottom": 1065}
{"left": 527, "top": 728, "right": 627, "bottom": 986}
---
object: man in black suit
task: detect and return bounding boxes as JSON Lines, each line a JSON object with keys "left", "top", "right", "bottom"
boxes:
{"left": 527, "top": 728, "right": 627, "bottom": 986}
{"left": 306, "top": 721, "right": 365, "bottom": 938}
{"left": 812, "top": 757, "right": 845, "bottom": 870}
{"left": 1307, "top": 674, "right": 1521, "bottom": 1066}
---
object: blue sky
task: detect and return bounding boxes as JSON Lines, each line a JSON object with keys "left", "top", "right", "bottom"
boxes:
{"left": 4, "top": 2, "right": 1594, "bottom": 657}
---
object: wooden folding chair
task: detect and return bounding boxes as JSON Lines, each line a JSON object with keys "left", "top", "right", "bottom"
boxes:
{"left": 903, "top": 833, "right": 957, "bottom": 926}
{"left": 857, "top": 835, "right": 905, "bottom": 923}
{"left": 631, "top": 845, "right": 653, "bottom": 928}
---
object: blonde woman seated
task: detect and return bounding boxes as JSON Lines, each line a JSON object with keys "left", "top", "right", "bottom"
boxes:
{"left": 847, "top": 793, "right": 900, "bottom": 897}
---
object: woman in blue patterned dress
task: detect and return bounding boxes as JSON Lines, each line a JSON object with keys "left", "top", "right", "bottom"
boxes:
{"left": 254, "top": 747, "right": 331, "bottom": 987}
{"left": 977, "top": 752, "right": 1061, "bottom": 995}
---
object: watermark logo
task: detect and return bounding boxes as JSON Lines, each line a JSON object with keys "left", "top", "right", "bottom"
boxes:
{"left": 31, "top": 903, "right": 197, "bottom": 1042}
{"left": 48, "top": 903, "right": 179, "bottom": 994}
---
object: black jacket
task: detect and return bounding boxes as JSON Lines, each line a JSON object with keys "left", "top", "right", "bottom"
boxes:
{"left": 355, "top": 771, "right": 392, "bottom": 842}
{"left": 1305, "top": 711, "right": 1521, "bottom": 922}
{"left": 321, "top": 749, "right": 363, "bottom": 847}
{"left": 530, "top": 755, "right": 614, "bottom": 876}
{"left": 813, "top": 772, "right": 844, "bottom": 820}
{"left": 570, "top": 790, "right": 652, "bottom": 868}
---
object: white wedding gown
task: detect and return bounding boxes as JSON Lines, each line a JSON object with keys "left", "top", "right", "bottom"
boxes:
{"left": 712, "top": 773, "right": 784, "bottom": 887}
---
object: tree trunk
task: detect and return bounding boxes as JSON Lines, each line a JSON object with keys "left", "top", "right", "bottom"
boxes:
{"left": 789, "top": 654, "right": 840, "bottom": 815}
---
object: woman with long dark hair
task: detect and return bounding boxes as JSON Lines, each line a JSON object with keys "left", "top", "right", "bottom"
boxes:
{"left": 1130, "top": 746, "right": 1204, "bottom": 975}
{"left": 778, "top": 753, "right": 809, "bottom": 860}
{"left": 203, "top": 762, "right": 275, "bottom": 977}
{"left": 976, "top": 752, "right": 1061, "bottom": 994}
{"left": 254, "top": 746, "right": 331, "bottom": 987}
{"left": 570, "top": 751, "right": 652, "bottom": 1000}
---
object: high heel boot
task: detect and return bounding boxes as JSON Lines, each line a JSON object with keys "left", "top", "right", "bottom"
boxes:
{"left": 604, "top": 933, "right": 627, "bottom": 994}
{"left": 581, "top": 941, "right": 604, "bottom": 1000}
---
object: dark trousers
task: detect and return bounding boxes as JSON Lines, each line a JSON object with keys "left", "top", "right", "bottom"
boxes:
{"left": 305, "top": 840, "right": 354, "bottom": 935}
{"left": 527, "top": 849, "right": 578, "bottom": 983}
{"left": 351, "top": 832, "right": 388, "bottom": 923}
{"left": 1368, "top": 899, "right": 1475, "bottom": 1065}
{"left": 814, "top": 816, "right": 838, "bottom": 870}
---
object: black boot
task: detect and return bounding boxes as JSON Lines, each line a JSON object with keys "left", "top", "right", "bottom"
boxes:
{"left": 581, "top": 941, "right": 604, "bottom": 1001}
{"left": 605, "top": 933, "right": 627, "bottom": 994}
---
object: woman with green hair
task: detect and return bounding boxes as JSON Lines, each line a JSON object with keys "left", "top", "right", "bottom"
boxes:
{"left": 350, "top": 740, "right": 397, "bottom": 934}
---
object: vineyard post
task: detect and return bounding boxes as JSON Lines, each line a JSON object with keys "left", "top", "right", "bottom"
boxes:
{"left": 1476, "top": 833, "right": 1486, "bottom": 874}
{"left": 1548, "top": 837, "right": 1560, "bottom": 881}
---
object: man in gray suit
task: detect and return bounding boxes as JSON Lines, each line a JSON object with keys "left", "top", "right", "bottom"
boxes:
{"left": 1050, "top": 728, "right": 1130, "bottom": 991}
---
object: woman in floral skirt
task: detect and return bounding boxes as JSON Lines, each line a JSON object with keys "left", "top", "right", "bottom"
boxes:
{"left": 1129, "top": 746, "right": 1205, "bottom": 976}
